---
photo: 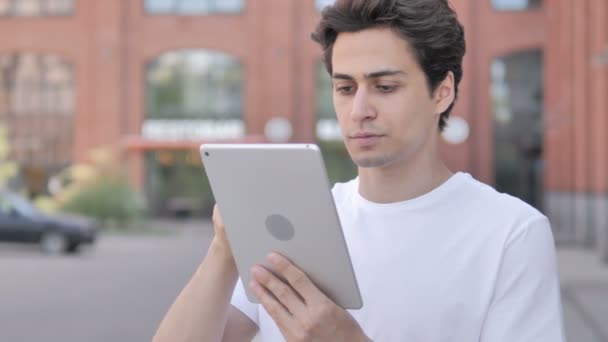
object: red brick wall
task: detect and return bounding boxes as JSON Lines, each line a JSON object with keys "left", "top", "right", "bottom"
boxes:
{"left": 545, "top": 0, "right": 608, "bottom": 193}
{"left": 1, "top": 0, "right": 605, "bottom": 195}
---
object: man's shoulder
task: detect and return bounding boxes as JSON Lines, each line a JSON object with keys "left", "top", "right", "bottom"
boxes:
{"left": 453, "top": 175, "right": 551, "bottom": 253}
{"left": 459, "top": 174, "right": 546, "bottom": 225}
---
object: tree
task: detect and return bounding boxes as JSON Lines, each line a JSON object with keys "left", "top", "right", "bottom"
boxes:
{"left": 0, "top": 125, "right": 18, "bottom": 189}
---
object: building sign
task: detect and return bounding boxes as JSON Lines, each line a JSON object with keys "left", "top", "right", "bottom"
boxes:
{"left": 142, "top": 119, "right": 244, "bottom": 141}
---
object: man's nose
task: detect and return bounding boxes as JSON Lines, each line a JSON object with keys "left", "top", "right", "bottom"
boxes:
{"left": 350, "top": 87, "right": 376, "bottom": 121}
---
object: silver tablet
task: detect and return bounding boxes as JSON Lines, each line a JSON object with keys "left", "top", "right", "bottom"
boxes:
{"left": 200, "top": 143, "right": 362, "bottom": 310}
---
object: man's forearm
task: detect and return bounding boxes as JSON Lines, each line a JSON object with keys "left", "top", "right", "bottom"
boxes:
{"left": 153, "top": 240, "right": 239, "bottom": 342}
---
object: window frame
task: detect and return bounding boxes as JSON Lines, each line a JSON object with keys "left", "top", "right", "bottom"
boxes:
{"left": 144, "top": 49, "right": 245, "bottom": 121}
{"left": 490, "top": 0, "right": 542, "bottom": 12}
{"left": 314, "top": 0, "right": 334, "bottom": 12}
{"left": 143, "top": 0, "right": 246, "bottom": 17}
{"left": 0, "top": 0, "right": 75, "bottom": 18}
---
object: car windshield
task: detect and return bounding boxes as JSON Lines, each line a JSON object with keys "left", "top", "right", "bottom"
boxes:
{"left": 5, "top": 193, "right": 39, "bottom": 218}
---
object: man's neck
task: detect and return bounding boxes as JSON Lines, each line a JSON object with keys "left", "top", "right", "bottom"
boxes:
{"left": 357, "top": 144, "right": 453, "bottom": 204}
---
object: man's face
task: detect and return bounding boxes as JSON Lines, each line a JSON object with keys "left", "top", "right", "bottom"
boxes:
{"left": 331, "top": 27, "right": 444, "bottom": 168}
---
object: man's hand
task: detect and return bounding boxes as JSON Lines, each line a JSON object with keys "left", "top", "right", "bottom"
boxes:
{"left": 249, "top": 253, "right": 370, "bottom": 342}
{"left": 210, "top": 204, "right": 235, "bottom": 264}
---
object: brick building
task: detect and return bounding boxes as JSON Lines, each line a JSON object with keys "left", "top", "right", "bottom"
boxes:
{"left": 0, "top": 0, "right": 606, "bottom": 256}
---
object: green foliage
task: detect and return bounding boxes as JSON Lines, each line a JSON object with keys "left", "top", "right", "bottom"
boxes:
{"left": 0, "top": 125, "right": 18, "bottom": 189}
{"left": 60, "top": 179, "right": 146, "bottom": 227}
{"left": 55, "top": 148, "right": 147, "bottom": 227}
{"left": 144, "top": 143, "right": 355, "bottom": 218}
{"left": 317, "top": 140, "right": 357, "bottom": 185}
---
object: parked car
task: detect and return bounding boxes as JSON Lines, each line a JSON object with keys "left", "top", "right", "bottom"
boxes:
{"left": 0, "top": 191, "right": 98, "bottom": 254}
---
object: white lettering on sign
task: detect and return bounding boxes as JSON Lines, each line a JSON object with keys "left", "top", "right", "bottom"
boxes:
{"left": 141, "top": 119, "right": 245, "bottom": 140}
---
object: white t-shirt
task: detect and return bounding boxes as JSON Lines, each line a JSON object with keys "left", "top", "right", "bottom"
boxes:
{"left": 231, "top": 172, "right": 565, "bottom": 341}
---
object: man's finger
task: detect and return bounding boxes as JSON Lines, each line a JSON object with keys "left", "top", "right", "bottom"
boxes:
{"left": 251, "top": 266, "right": 308, "bottom": 318}
{"left": 267, "top": 253, "right": 328, "bottom": 304}
{"left": 249, "top": 279, "right": 298, "bottom": 332}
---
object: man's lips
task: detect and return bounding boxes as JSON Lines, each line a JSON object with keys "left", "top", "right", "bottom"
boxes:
{"left": 348, "top": 132, "right": 385, "bottom": 146}
{"left": 349, "top": 131, "right": 384, "bottom": 139}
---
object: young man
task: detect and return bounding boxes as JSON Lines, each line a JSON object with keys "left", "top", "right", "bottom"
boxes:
{"left": 153, "top": 0, "right": 565, "bottom": 341}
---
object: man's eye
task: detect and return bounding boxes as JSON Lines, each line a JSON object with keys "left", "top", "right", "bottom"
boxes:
{"left": 377, "top": 85, "right": 397, "bottom": 93}
{"left": 336, "top": 86, "right": 354, "bottom": 94}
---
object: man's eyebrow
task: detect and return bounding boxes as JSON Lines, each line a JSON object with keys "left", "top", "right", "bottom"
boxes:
{"left": 332, "top": 73, "right": 354, "bottom": 80}
{"left": 366, "top": 70, "right": 406, "bottom": 78}
{"left": 332, "top": 69, "right": 407, "bottom": 80}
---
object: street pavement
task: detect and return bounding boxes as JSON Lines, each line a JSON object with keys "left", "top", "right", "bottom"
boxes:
{"left": 0, "top": 221, "right": 212, "bottom": 342}
{"left": 0, "top": 219, "right": 607, "bottom": 342}
{"left": 559, "top": 247, "right": 608, "bottom": 342}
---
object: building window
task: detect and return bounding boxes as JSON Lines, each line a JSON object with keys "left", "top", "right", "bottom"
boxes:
{"left": 316, "top": 62, "right": 333, "bottom": 121}
{"left": 315, "top": 61, "right": 340, "bottom": 141}
{"left": 146, "top": 49, "right": 243, "bottom": 121}
{"left": 0, "top": 53, "right": 75, "bottom": 194}
{"left": 315, "top": 0, "right": 334, "bottom": 11}
{"left": 0, "top": 0, "right": 74, "bottom": 17}
{"left": 145, "top": 0, "right": 244, "bottom": 15}
{"left": 314, "top": 61, "right": 355, "bottom": 184}
{"left": 145, "top": 49, "right": 244, "bottom": 217}
{"left": 491, "top": 49, "right": 544, "bottom": 209}
{"left": 145, "top": 49, "right": 244, "bottom": 140}
{"left": 491, "top": 0, "right": 541, "bottom": 11}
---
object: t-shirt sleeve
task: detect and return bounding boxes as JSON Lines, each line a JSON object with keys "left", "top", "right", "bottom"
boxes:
{"left": 480, "top": 216, "right": 566, "bottom": 341}
{"left": 230, "top": 278, "right": 259, "bottom": 326}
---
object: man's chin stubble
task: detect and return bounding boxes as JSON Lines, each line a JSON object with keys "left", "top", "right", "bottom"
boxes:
{"left": 353, "top": 154, "right": 394, "bottom": 168}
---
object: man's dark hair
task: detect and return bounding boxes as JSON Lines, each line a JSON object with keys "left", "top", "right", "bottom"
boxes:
{"left": 311, "top": 0, "right": 466, "bottom": 131}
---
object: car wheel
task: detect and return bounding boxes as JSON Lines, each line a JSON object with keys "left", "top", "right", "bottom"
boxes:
{"left": 66, "top": 242, "right": 81, "bottom": 254}
{"left": 40, "top": 231, "right": 68, "bottom": 255}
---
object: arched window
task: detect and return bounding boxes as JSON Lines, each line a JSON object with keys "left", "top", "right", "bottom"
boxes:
{"left": 491, "top": 0, "right": 541, "bottom": 11}
{"left": 144, "top": 49, "right": 244, "bottom": 140}
{"left": 145, "top": 48, "right": 244, "bottom": 137}
{"left": 0, "top": 0, "right": 74, "bottom": 17}
{"left": 146, "top": 49, "right": 242, "bottom": 120}
{"left": 0, "top": 52, "right": 74, "bottom": 193}
{"left": 145, "top": 0, "right": 244, "bottom": 15}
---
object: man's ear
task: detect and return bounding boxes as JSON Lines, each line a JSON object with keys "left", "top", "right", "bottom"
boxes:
{"left": 433, "top": 71, "right": 455, "bottom": 115}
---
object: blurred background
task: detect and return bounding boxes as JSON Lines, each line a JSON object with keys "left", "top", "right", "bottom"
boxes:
{"left": 0, "top": 0, "right": 607, "bottom": 341}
